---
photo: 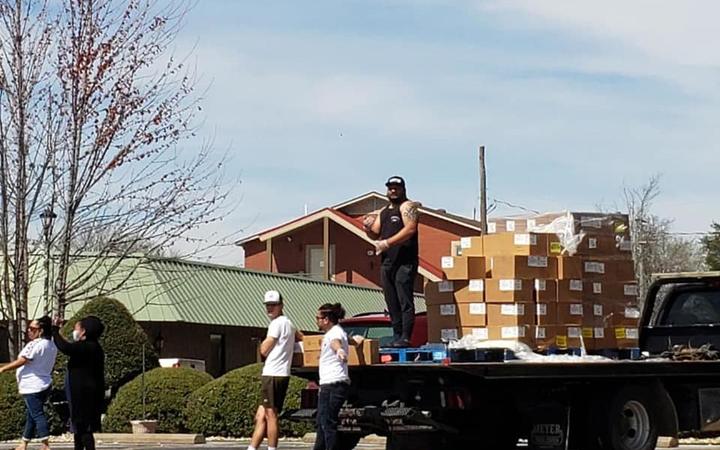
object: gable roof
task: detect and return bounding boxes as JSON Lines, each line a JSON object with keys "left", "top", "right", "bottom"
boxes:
{"left": 237, "top": 208, "right": 442, "bottom": 281}
{"left": 38, "top": 256, "right": 426, "bottom": 332}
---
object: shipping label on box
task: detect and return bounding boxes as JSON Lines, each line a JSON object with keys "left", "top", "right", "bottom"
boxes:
{"left": 614, "top": 327, "right": 639, "bottom": 348}
{"left": 440, "top": 304, "right": 457, "bottom": 316}
{"left": 485, "top": 278, "right": 533, "bottom": 303}
{"left": 450, "top": 240, "right": 463, "bottom": 257}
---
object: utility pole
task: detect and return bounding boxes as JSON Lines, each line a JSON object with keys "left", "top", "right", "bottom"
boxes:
{"left": 479, "top": 145, "right": 488, "bottom": 234}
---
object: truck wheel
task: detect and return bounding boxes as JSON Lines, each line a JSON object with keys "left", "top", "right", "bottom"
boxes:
{"left": 600, "top": 386, "right": 659, "bottom": 450}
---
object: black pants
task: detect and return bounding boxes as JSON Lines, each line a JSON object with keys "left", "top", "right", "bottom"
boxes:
{"left": 380, "top": 261, "right": 417, "bottom": 342}
{"left": 313, "top": 382, "right": 350, "bottom": 450}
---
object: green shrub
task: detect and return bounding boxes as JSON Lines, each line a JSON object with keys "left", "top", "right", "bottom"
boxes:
{"left": 184, "top": 363, "right": 313, "bottom": 437}
{"left": 56, "top": 297, "right": 159, "bottom": 392}
{"left": 0, "top": 372, "right": 24, "bottom": 441}
{"left": 104, "top": 367, "right": 212, "bottom": 433}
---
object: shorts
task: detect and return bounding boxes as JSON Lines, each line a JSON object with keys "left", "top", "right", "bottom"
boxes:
{"left": 261, "top": 376, "right": 290, "bottom": 412}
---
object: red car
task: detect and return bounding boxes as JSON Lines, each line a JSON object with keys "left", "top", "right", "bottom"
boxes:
{"left": 340, "top": 311, "right": 428, "bottom": 348}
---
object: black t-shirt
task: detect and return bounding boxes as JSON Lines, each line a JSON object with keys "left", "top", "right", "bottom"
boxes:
{"left": 380, "top": 203, "right": 418, "bottom": 266}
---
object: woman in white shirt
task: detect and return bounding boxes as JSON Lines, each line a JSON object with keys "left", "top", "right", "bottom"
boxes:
{"left": 0, "top": 316, "right": 58, "bottom": 450}
{"left": 313, "top": 303, "right": 350, "bottom": 450}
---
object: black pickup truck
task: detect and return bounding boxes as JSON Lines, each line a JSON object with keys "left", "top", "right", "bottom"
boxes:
{"left": 289, "top": 272, "right": 720, "bottom": 450}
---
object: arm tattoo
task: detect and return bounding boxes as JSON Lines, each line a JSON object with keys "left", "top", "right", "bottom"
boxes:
{"left": 402, "top": 202, "right": 420, "bottom": 221}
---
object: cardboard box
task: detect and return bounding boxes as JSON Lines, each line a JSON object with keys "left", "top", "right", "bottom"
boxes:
{"left": 485, "top": 278, "right": 533, "bottom": 303}
{"left": 428, "top": 322, "right": 460, "bottom": 342}
{"left": 593, "top": 327, "right": 614, "bottom": 349}
{"left": 576, "top": 234, "right": 632, "bottom": 257}
{"left": 457, "top": 302, "right": 488, "bottom": 327}
{"left": 609, "top": 302, "right": 641, "bottom": 327}
{"left": 555, "top": 326, "right": 584, "bottom": 349}
{"left": 486, "top": 302, "right": 535, "bottom": 327}
{"left": 584, "top": 281, "right": 639, "bottom": 302}
{"left": 303, "top": 350, "right": 320, "bottom": 367}
{"left": 488, "top": 255, "right": 557, "bottom": 279}
{"left": 424, "top": 280, "right": 484, "bottom": 306}
{"left": 441, "top": 256, "right": 486, "bottom": 280}
{"left": 301, "top": 336, "right": 379, "bottom": 366}
{"left": 557, "top": 303, "right": 584, "bottom": 325}
{"left": 535, "top": 302, "right": 558, "bottom": 325}
{"left": 303, "top": 335, "right": 323, "bottom": 351}
{"left": 534, "top": 279, "right": 558, "bottom": 302}
{"left": 486, "top": 219, "right": 525, "bottom": 234}
{"left": 536, "top": 325, "right": 584, "bottom": 349}
{"left": 613, "top": 259, "right": 636, "bottom": 281}
{"left": 614, "top": 327, "right": 639, "bottom": 348}
{"left": 557, "top": 256, "right": 583, "bottom": 279}
{"left": 582, "top": 302, "right": 606, "bottom": 327}
{"left": 460, "top": 325, "right": 534, "bottom": 346}
{"left": 582, "top": 259, "right": 609, "bottom": 280}
{"left": 348, "top": 339, "right": 380, "bottom": 365}
{"left": 557, "top": 279, "right": 584, "bottom": 303}
{"left": 482, "top": 232, "right": 553, "bottom": 256}
{"left": 459, "top": 236, "right": 483, "bottom": 257}
{"left": 428, "top": 302, "right": 487, "bottom": 328}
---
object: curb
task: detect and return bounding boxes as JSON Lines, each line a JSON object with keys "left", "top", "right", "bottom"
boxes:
{"left": 93, "top": 433, "right": 205, "bottom": 444}
{"left": 302, "top": 433, "right": 386, "bottom": 445}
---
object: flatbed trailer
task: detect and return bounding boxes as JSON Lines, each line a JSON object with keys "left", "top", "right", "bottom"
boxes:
{"left": 288, "top": 273, "right": 720, "bottom": 450}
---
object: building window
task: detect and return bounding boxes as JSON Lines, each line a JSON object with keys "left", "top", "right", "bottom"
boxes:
{"left": 305, "top": 245, "right": 336, "bottom": 280}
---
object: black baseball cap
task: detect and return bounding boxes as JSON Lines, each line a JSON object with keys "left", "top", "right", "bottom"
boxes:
{"left": 385, "top": 176, "right": 405, "bottom": 188}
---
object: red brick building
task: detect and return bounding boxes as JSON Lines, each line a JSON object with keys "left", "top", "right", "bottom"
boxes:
{"left": 238, "top": 192, "right": 486, "bottom": 292}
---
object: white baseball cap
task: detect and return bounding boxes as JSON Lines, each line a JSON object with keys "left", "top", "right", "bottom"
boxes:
{"left": 263, "top": 290, "right": 282, "bottom": 305}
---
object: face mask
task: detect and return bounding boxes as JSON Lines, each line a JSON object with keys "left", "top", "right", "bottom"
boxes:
{"left": 72, "top": 330, "right": 82, "bottom": 341}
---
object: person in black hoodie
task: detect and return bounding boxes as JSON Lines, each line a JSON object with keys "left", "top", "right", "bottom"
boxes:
{"left": 52, "top": 316, "right": 105, "bottom": 450}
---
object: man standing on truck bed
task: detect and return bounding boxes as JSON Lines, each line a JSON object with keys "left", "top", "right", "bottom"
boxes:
{"left": 363, "top": 176, "right": 420, "bottom": 348}
{"left": 248, "top": 290, "right": 302, "bottom": 450}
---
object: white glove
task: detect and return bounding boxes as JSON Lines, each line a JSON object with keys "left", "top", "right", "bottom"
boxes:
{"left": 374, "top": 239, "right": 389, "bottom": 255}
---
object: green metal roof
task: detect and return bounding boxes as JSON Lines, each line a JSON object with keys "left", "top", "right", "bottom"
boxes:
{"left": 32, "top": 256, "right": 426, "bottom": 331}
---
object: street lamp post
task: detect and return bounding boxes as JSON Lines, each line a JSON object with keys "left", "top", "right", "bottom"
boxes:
{"left": 40, "top": 207, "right": 57, "bottom": 315}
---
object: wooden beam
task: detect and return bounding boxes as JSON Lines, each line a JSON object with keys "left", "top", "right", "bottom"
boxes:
{"left": 266, "top": 238, "right": 273, "bottom": 272}
{"left": 323, "top": 217, "right": 330, "bottom": 281}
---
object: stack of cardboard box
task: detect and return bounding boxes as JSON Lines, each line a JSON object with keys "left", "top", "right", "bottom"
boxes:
{"left": 426, "top": 212, "right": 639, "bottom": 352}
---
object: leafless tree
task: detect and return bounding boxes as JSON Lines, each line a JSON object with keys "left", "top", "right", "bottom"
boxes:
{"left": 0, "top": 0, "right": 231, "bottom": 358}
{"left": 622, "top": 175, "right": 704, "bottom": 302}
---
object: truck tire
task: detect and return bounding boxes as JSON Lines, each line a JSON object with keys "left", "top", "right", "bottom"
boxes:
{"left": 599, "top": 386, "right": 659, "bottom": 450}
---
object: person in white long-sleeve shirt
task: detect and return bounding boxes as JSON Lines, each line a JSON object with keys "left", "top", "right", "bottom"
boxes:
{"left": 313, "top": 303, "right": 350, "bottom": 450}
{"left": 248, "top": 290, "right": 303, "bottom": 450}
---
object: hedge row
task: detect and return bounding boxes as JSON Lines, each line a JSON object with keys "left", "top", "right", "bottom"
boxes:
{"left": 184, "top": 363, "right": 313, "bottom": 438}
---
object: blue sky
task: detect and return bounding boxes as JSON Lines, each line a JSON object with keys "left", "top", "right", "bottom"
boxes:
{"left": 175, "top": 1, "right": 720, "bottom": 264}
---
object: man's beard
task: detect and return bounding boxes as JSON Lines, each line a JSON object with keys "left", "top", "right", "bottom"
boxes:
{"left": 388, "top": 194, "right": 406, "bottom": 205}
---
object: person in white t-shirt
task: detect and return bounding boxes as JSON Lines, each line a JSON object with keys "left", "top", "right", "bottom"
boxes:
{"left": 0, "top": 316, "right": 58, "bottom": 450}
{"left": 248, "top": 290, "right": 303, "bottom": 450}
{"left": 313, "top": 303, "right": 350, "bottom": 450}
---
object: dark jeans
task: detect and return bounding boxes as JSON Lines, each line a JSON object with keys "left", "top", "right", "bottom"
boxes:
{"left": 22, "top": 388, "right": 51, "bottom": 440}
{"left": 380, "top": 261, "right": 417, "bottom": 341}
{"left": 313, "top": 382, "right": 350, "bottom": 450}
